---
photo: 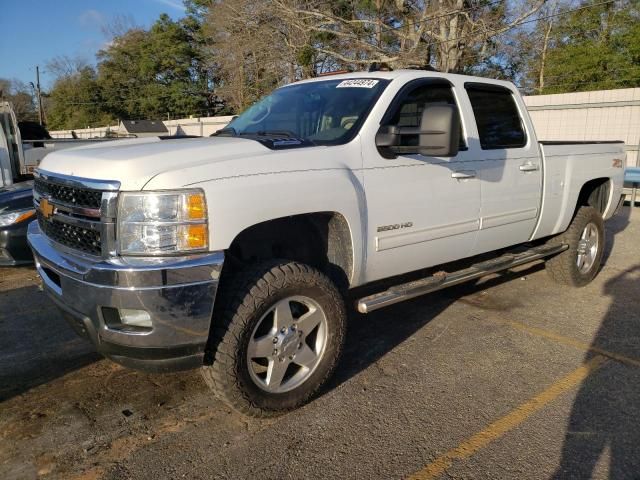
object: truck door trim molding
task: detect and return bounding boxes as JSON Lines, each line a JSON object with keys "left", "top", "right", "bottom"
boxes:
{"left": 480, "top": 207, "right": 538, "bottom": 230}
{"left": 376, "top": 218, "right": 480, "bottom": 251}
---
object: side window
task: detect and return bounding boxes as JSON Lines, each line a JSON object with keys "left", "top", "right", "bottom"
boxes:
{"left": 466, "top": 86, "right": 526, "bottom": 149}
{"left": 388, "top": 84, "right": 466, "bottom": 149}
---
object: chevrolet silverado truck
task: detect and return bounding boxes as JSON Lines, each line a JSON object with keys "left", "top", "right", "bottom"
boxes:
{"left": 28, "top": 69, "right": 625, "bottom": 416}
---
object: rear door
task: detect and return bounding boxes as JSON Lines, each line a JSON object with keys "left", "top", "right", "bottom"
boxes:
{"left": 464, "top": 83, "right": 543, "bottom": 254}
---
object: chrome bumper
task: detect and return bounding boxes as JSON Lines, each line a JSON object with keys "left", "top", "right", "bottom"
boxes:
{"left": 27, "top": 221, "right": 224, "bottom": 372}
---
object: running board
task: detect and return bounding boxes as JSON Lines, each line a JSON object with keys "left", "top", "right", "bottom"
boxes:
{"left": 356, "top": 244, "right": 568, "bottom": 314}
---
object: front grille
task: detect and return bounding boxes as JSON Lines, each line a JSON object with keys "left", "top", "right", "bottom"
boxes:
{"left": 37, "top": 212, "right": 102, "bottom": 256}
{"left": 34, "top": 177, "right": 102, "bottom": 210}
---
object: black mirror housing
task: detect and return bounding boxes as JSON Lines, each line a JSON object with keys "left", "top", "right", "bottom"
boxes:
{"left": 375, "top": 125, "right": 401, "bottom": 147}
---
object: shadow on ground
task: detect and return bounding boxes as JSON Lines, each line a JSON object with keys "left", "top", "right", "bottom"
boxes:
{"left": 334, "top": 261, "right": 546, "bottom": 390}
{"left": 334, "top": 207, "right": 632, "bottom": 393}
{"left": 0, "top": 284, "right": 99, "bottom": 401}
{"left": 553, "top": 262, "right": 640, "bottom": 478}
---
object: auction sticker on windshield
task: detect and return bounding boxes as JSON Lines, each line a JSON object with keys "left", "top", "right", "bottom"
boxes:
{"left": 336, "top": 79, "right": 379, "bottom": 88}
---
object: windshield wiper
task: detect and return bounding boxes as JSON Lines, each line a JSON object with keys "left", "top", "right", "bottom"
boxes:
{"left": 239, "top": 130, "right": 316, "bottom": 145}
{"left": 239, "top": 130, "right": 296, "bottom": 138}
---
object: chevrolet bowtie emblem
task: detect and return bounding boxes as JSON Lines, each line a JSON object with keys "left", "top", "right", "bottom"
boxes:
{"left": 39, "top": 198, "right": 55, "bottom": 219}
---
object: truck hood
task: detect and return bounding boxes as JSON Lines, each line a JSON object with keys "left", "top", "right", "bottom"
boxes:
{"left": 37, "top": 136, "right": 273, "bottom": 190}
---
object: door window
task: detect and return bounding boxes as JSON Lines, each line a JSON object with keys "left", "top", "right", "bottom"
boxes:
{"left": 386, "top": 84, "right": 465, "bottom": 149}
{"left": 466, "top": 86, "right": 526, "bottom": 149}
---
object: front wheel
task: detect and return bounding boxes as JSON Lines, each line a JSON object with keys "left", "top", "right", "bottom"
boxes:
{"left": 201, "top": 260, "right": 346, "bottom": 417}
{"left": 545, "top": 206, "right": 605, "bottom": 287}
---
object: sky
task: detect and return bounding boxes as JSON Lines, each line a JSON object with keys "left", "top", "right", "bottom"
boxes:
{"left": 0, "top": 0, "right": 186, "bottom": 89}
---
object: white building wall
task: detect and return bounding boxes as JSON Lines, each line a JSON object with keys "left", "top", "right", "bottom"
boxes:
{"left": 523, "top": 88, "right": 640, "bottom": 168}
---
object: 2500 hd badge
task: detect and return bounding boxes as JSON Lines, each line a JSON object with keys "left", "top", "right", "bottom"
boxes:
{"left": 377, "top": 222, "right": 413, "bottom": 232}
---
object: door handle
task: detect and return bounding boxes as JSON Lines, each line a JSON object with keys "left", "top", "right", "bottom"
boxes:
{"left": 451, "top": 170, "right": 476, "bottom": 179}
{"left": 519, "top": 163, "right": 539, "bottom": 172}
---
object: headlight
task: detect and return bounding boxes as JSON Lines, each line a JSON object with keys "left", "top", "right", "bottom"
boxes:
{"left": 117, "top": 190, "right": 208, "bottom": 255}
{"left": 0, "top": 209, "right": 35, "bottom": 227}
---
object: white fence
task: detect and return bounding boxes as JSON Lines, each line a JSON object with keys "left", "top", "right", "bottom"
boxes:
{"left": 49, "top": 116, "right": 234, "bottom": 139}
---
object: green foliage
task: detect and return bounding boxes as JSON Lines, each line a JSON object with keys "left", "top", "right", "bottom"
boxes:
{"left": 296, "top": 44, "right": 315, "bottom": 67}
{"left": 97, "top": 14, "right": 210, "bottom": 120}
{"left": 46, "top": 67, "right": 113, "bottom": 130}
{"left": 541, "top": 0, "right": 640, "bottom": 93}
{"left": 45, "top": 12, "right": 217, "bottom": 127}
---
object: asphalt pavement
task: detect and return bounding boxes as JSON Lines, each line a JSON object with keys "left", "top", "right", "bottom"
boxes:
{"left": 1, "top": 206, "right": 639, "bottom": 480}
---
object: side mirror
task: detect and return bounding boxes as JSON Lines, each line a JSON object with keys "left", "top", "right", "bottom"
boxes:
{"left": 375, "top": 103, "right": 460, "bottom": 158}
{"left": 417, "top": 104, "right": 460, "bottom": 157}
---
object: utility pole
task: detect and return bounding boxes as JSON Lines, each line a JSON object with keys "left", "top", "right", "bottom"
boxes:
{"left": 35, "top": 66, "right": 44, "bottom": 125}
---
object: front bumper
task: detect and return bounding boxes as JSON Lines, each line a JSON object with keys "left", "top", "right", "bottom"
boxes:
{"left": 27, "top": 221, "right": 224, "bottom": 372}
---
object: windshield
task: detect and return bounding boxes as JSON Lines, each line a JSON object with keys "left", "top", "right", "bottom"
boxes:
{"left": 222, "top": 78, "right": 389, "bottom": 146}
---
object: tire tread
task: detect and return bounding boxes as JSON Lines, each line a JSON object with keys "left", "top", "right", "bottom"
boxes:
{"left": 545, "top": 206, "right": 604, "bottom": 287}
{"left": 201, "top": 260, "right": 345, "bottom": 417}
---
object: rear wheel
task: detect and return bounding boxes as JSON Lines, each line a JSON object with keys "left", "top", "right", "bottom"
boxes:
{"left": 545, "top": 206, "right": 605, "bottom": 287}
{"left": 201, "top": 260, "right": 346, "bottom": 416}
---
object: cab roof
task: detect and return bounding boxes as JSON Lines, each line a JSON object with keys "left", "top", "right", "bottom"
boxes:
{"left": 290, "top": 69, "right": 517, "bottom": 91}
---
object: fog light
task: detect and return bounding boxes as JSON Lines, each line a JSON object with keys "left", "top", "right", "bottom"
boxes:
{"left": 120, "top": 309, "right": 153, "bottom": 328}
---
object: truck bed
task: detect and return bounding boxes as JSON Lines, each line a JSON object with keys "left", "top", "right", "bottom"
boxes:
{"left": 532, "top": 141, "right": 625, "bottom": 241}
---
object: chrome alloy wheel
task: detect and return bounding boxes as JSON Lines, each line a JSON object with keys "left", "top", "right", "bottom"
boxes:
{"left": 576, "top": 222, "right": 599, "bottom": 274}
{"left": 246, "top": 295, "right": 328, "bottom": 393}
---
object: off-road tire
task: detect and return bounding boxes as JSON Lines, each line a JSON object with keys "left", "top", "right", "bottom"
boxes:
{"left": 545, "top": 206, "right": 605, "bottom": 287}
{"left": 201, "top": 260, "right": 346, "bottom": 417}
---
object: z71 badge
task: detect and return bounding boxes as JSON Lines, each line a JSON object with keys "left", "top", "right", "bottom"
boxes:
{"left": 377, "top": 222, "right": 413, "bottom": 233}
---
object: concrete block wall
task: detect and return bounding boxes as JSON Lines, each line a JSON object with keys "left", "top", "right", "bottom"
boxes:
{"left": 524, "top": 88, "right": 640, "bottom": 168}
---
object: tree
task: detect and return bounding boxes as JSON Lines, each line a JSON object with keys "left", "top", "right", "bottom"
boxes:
{"left": 97, "top": 14, "right": 213, "bottom": 120}
{"left": 537, "top": 0, "right": 640, "bottom": 93}
{"left": 45, "top": 66, "right": 113, "bottom": 130}
{"left": 271, "top": 0, "right": 545, "bottom": 72}
{"left": 0, "top": 78, "right": 37, "bottom": 122}
{"left": 201, "top": 0, "right": 306, "bottom": 111}
{"left": 193, "top": 0, "right": 548, "bottom": 111}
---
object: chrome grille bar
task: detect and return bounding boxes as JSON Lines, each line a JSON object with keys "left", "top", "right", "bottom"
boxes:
{"left": 34, "top": 169, "right": 120, "bottom": 258}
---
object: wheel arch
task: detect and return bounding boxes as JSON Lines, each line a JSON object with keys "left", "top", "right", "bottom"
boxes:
{"left": 224, "top": 211, "right": 355, "bottom": 291}
{"left": 575, "top": 177, "right": 612, "bottom": 217}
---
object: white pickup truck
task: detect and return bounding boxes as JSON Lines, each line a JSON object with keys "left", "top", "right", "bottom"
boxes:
{"left": 28, "top": 69, "right": 625, "bottom": 416}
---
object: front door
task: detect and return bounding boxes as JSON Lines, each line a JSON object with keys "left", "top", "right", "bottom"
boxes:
{"left": 361, "top": 80, "right": 481, "bottom": 283}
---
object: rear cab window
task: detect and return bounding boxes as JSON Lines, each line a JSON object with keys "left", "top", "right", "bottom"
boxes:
{"left": 465, "top": 83, "right": 527, "bottom": 149}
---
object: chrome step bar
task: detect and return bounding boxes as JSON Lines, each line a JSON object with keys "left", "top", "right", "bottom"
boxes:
{"left": 356, "top": 244, "right": 568, "bottom": 314}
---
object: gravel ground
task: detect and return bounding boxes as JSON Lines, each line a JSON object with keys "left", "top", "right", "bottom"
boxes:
{"left": 1, "top": 206, "right": 638, "bottom": 480}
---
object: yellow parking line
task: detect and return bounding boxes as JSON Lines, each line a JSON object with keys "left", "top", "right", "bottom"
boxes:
{"left": 483, "top": 315, "right": 640, "bottom": 369}
{"left": 407, "top": 355, "right": 607, "bottom": 480}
